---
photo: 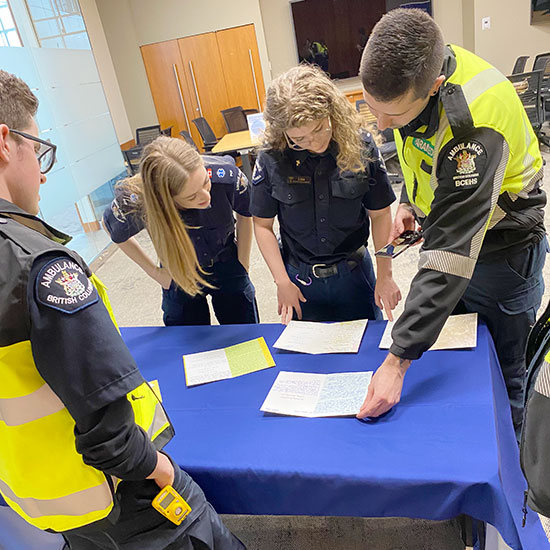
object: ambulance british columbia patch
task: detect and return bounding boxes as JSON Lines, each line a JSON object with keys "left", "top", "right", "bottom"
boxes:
{"left": 36, "top": 257, "right": 98, "bottom": 314}
{"left": 442, "top": 140, "right": 487, "bottom": 190}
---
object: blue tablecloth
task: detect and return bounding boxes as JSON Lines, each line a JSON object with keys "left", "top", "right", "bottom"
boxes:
{"left": 122, "top": 321, "right": 549, "bottom": 550}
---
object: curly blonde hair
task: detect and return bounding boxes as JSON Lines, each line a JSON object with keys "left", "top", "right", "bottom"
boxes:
{"left": 262, "top": 64, "right": 374, "bottom": 172}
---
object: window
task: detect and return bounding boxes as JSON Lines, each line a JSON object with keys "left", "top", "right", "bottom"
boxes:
{"left": 25, "top": 0, "right": 90, "bottom": 50}
{"left": 0, "top": 1, "right": 22, "bottom": 47}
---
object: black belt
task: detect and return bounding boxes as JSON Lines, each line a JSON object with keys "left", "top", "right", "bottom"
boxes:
{"left": 290, "top": 247, "right": 365, "bottom": 285}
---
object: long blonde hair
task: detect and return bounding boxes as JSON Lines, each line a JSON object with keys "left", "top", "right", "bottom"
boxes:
{"left": 262, "top": 64, "right": 374, "bottom": 172}
{"left": 122, "top": 136, "right": 210, "bottom": 295}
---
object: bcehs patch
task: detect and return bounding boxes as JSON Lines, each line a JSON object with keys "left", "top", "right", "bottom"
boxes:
{"left": 444, "top": 140, "right": 487, "bottom": 189}
{"left": 36, "top": 257, "right": 98, "bottom": 314}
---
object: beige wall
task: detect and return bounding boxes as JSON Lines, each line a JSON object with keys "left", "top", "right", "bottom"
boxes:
{"left": 93, "top": 0, "right": 272, "bottom": 135}
{"left": 259, "top": 0, "right": 298, "bottom": 78}
{"left": 93, "top": 0, "right": 158, "bottom": 135}
{"left": 80, "top": 0, "right": 133, "bottom": 144}
{"left": 433, "top": 0, "right": 464, "bottom": 47}
{"left": 473, "top": 0, "right": 550, "bottom": 75}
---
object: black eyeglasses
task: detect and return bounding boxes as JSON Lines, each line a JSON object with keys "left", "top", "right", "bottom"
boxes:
{"left": 9, "top": 129, "right": 57, "bottom": 174}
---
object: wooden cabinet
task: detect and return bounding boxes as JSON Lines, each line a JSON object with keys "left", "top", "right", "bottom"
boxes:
{"left": 141, "top": 24, "right": 265, "bottom": 152}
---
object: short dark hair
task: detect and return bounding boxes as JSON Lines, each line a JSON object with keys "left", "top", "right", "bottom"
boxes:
{"left": 360, "top": 9, "right": 445, "bottom": 102}
{"left": 0, "top": 70, "right": 38, "bottom": 130}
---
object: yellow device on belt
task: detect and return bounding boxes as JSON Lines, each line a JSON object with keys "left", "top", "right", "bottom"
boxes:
{"left": 152, "top": 485, "right": 192, "bottom": 525}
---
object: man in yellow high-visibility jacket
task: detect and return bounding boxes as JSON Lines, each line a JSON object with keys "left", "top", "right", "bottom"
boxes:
{"left": 0, "top": 70, "right": 244, "bottom": 549}
{"left": 356, "top": 9, "right": 547, "bottom": 438}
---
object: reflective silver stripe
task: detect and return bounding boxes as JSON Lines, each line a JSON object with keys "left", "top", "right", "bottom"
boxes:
{"left": 0, "top": 477, "right": 113, "bottom": 518}
{"left": 538, "top": 513, "right": 550, "bottom": 540}
{"left": 429, "top": 114, "right": 450, "bottom": 193}
{"left": 521, "top": 115, "right": 537, "bottom": 189}
{"left": 508, "top": 165, "right": 544, "bottom": 202}
{"left": 534, "top": 361, "right": 550, "bottom": 398}
{"left": 149, "top": 401, "right": 169, "bottom": 440}
{"left": 462, "top": 67, "right": 507, "bottom": 105}
{"left": 487, "top": 204, "right": 507, "bottom": 230}
{"left": 470, "top": 140, "right": 509, "bottom": 259}
{"left": 0, "top": 384, "right": 64, "bottom": 426}
{"left": 418, "top": 249, "right": 476, "bottom": 279}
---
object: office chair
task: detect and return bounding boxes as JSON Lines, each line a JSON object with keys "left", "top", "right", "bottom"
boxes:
{"left": 192, "top": 117, "right": 218, "bottom": 152}
{"left": 508, "top": 70, "right": 550, "bottom": 146}
{"left": 135, "top": 124, "right": 161, "bottom": 146}
{"left": 512, "top": 56, "right": 530, "bottom": 75}
{"left": 179, "top": 130, "right": 198, "bottom": 151}
{"left": 122, "top": 146, "right": 143, "bottom": 176}
{"left": 221, "top": 107, "right": 249, "bottom": 133}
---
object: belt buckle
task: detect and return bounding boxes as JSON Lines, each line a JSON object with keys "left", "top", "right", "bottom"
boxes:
{"left": 312, "top": 263, "right": 329, "bottom": 278}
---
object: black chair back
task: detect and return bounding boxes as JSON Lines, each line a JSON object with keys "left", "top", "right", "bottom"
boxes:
{"left": 136, "top": 124, "right": 161, "bottom": 145}
{"left": 179, "top": 130, "right": 198, "bottom": 151}
{"left": 508, "top": 70, "right": 544, "bottom": 130}
{"left": 533, "top": 55, "right": 550, "bottom": 79}
{"left": 221, "top": 107, "right": 249, "bottom": 133}
{"left": 512, "top": 56, "right": 530, "bottom": 74}
{"left": 192, "top": 117, "right": 218, "bottom": 152}
{"left": 122, "top": 146, "right": 143, "bottom": 176}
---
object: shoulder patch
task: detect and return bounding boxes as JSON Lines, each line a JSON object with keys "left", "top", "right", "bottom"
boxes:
{"left": 36, "top": 257, "right": 98, "bottom": 314}
{"left": 252, "top": 159, "right": 265, "bottom": 185}
{"left": 236, "top": 169, "right": 249, "bottom": 194}
{"left": 441, "top": 140, "right": 487, "bottom": 190}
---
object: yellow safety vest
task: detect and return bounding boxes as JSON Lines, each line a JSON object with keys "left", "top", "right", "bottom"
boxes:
{"left": 395, "top": 44, "right": 543, "bottom": 225}
{"left": 0, "top": 213, "right": 173, "bottom": 532}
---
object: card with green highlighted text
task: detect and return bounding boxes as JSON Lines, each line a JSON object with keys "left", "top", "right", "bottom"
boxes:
{"left": 183, "top": 337, "right": 275, "bottom": 386}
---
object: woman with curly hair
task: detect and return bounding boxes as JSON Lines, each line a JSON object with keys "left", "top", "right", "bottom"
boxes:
{"left": 250, "top": 63, "right": 401, "bottom": 323}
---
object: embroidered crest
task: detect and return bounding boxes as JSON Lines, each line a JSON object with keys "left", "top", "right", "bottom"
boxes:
{"left": 444, "top": 140, "right": 487, "bottom": 189}
{"left": 237, "top": 170, "right": 249, "bottom": 194}
{"left": 454, "top": 150, "right": 477, "bottom": 175}
{"left": 217, "top": 168, "right": 225, "bottom": 178}
{"left": 36, "top": 257, "right": 98, "bottom": 314}
{"left": 56, "top": 270, "right": 86, "bottom": 297}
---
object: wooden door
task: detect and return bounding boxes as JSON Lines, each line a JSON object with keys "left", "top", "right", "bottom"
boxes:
{"left": 178, "top": 33, "right": 230, "bottom": 144}
{"left": 216, "top": 24, "right": 266, "bottom": 112}
{"left": 140, "top": 40, "right": 194, "bottom": 141}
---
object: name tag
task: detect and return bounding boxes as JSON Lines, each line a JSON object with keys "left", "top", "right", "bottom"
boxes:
{"left": 287, "top": 176, "right": 311, "bottom": 185}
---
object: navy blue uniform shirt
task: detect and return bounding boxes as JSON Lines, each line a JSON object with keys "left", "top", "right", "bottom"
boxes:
{"left": 103, "top": 156, "right": 251, "bottom": 267}
{"left": 249, "top": 134, "right": 395, "bottom": 265}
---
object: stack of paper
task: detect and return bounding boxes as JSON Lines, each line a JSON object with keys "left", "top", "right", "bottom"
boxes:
{"left": 379, "top": 312, "right": 478, "bottom": 350}
{"left": 183, "top": 337, "right": 275, "bottom": 386}
{"left": 273, "top": 319, "right": 368, "bottom": 354}
{"left": 260, "top": 370, "right": 372, "bottom": 417}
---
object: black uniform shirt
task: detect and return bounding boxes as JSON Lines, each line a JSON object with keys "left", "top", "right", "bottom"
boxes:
{"left": 103, "top": 155, "right": 251, "bottom": 266}
{"left": 250, "top": 135, "right": 395, "bottom": 265}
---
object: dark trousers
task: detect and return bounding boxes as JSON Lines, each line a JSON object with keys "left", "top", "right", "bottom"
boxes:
{"left": 454, "top": 238, "right": 547, "bottom": 437}
{"left": 63, "top": 458, "right": 245, "bottom": 550}
{"left": 162, "top": 255, "right": 258, "bottom": 326}
{"left": 286, "top": 251, "right": 383, "bottom": 322}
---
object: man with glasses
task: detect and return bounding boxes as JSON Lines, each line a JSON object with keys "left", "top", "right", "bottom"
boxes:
{"left": 250, "top": 64, "right": 400, "bottom": 324}
{"left": 0, "top": 70, "right": 245, "bottom": 549}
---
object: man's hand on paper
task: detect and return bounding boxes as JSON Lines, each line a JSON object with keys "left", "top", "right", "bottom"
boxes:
{"left": 357, "top": 352, "right": 411, "bottom": 418}
{"left": 276, "top": 278, "right": 307, "bottom": 325}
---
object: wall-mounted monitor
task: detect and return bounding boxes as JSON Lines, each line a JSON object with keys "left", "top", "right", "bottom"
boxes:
{"left": 531, "top": 0, "right": 550, "bottom": 24}
{"left": 291, "top": 0, "right": 432, "bottom": 80}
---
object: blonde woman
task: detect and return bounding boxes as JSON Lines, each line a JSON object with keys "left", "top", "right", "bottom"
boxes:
{"left": 250, "top": 64, "right": 401, "bottom": 324}
{"left": 103, "top": 136, "right": 258, "bottom": 325}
